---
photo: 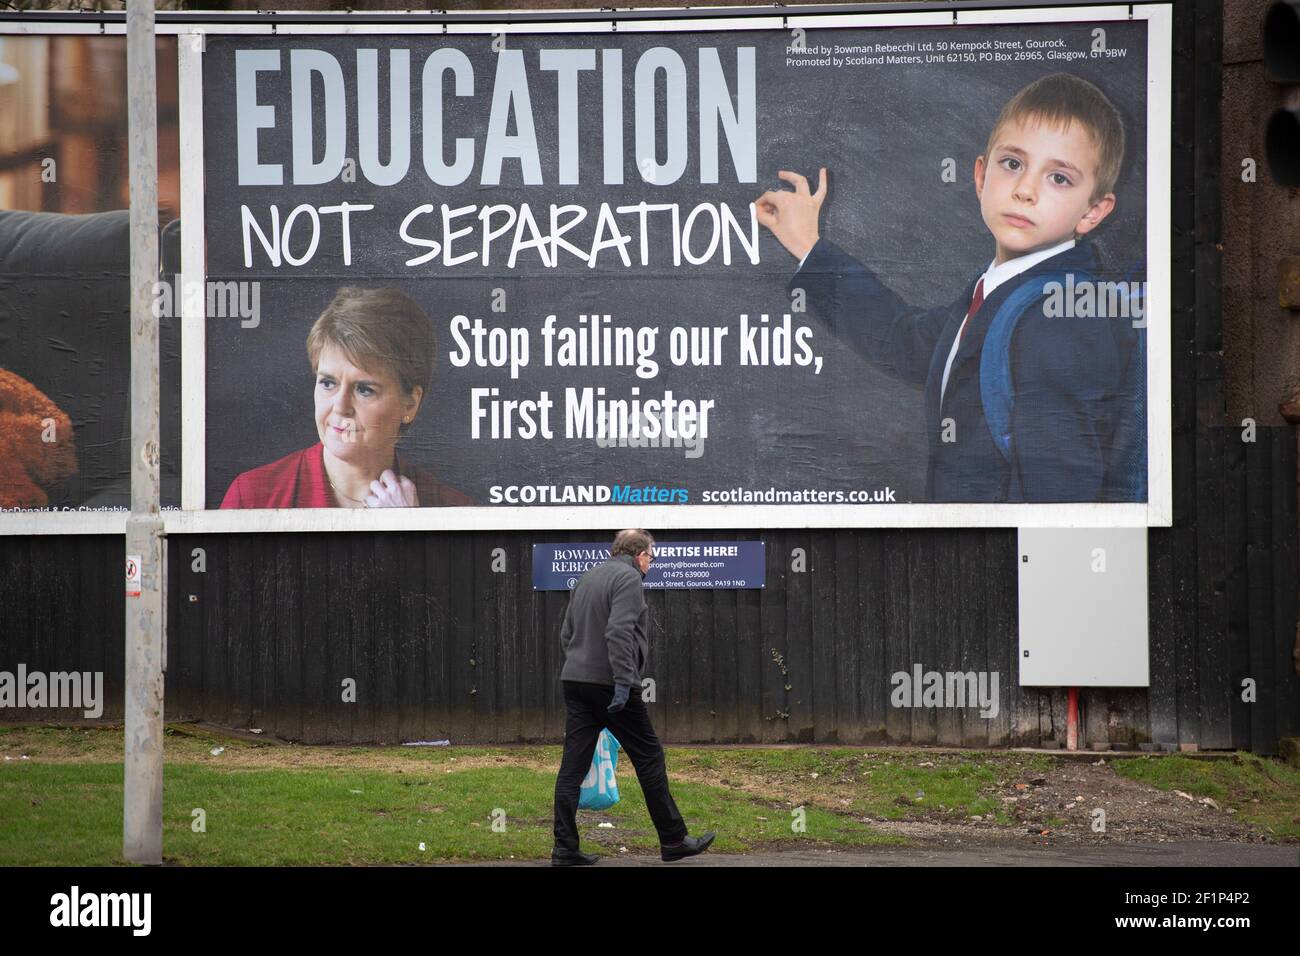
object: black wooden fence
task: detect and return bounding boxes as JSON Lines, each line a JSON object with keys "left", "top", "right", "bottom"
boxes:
{"left": 1, "top": 426, "right": 1296, "bottom": 752}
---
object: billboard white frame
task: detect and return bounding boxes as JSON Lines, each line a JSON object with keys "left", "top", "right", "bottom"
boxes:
{"left": 0, "top": 3, "right": 1173, "bottom": 534}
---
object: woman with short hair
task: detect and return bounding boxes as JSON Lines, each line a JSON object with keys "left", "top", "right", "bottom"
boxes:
{"left": 220, "top": 286, "right": 471, "bottom": 509}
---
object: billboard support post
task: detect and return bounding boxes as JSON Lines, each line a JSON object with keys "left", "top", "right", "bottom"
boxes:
{"left": 123, "top": 0, "right": 164, "bottom": 865}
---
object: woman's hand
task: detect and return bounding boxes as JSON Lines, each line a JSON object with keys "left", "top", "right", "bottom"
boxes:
{"left": 754, "top": 167, "right": 828, "bottom": 262}
{"left": 366, "top": 469, "right": 420, "bottom": 508}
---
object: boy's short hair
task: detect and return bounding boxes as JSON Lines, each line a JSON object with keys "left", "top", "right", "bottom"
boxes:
{"left": 984, "top": 73, "right": 1126, "bottom": 203}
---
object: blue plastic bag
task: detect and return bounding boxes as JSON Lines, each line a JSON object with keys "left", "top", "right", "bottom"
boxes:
{"left": 578, "top": 729, "right": 621, "bottom": 810}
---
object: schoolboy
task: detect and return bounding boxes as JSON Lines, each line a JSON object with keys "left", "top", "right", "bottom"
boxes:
{"left": 755, "top": 73, "right": 1143, "bottom": 502}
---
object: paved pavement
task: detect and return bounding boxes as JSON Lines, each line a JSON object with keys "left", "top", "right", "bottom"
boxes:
{"left": 460, "top": 843, "right": 1298, "bottom": 866}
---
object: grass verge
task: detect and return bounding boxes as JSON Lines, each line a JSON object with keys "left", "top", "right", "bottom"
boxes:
{"left": 3, "top": 725, "right": 1296, "bottom": 863}
{"left": 1114, "top": 752, "right": 1300, "bottom": 841}
{"left": 1, "top": 726, "right": 898, "bottom": 865}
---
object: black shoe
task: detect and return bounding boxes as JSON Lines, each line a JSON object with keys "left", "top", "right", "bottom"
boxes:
{"left": 551, "top": 847, "right": 599, "bottom": 866}
{"left": 661, "top": 831, "right": 716, "bottom": 862}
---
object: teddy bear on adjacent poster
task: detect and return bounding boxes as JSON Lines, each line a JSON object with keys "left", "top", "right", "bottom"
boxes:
{"left": 0, "top": 368, "right": 78, "bottom": 509}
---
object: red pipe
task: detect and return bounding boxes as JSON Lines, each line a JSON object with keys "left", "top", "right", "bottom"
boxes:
{"left": 1066, "top": 687, "right": 1079, "bottom": 751}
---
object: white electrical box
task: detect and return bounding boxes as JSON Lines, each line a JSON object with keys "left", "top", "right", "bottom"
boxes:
{"left": 1017, "top": 528, "right": 1150, "bottom": 687}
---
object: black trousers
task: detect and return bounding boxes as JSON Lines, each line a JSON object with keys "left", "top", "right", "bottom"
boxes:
{"left": 552, "top": 680, "right": 688, "bottom": 851}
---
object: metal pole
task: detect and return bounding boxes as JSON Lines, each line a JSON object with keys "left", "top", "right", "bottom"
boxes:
{"left": 124, "top": 0, "right": 164, "bottom": 865}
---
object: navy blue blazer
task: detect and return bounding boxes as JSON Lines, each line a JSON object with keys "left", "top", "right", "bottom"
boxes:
{"left": 790, "top": 237, "right": 1139, "bottom": 502}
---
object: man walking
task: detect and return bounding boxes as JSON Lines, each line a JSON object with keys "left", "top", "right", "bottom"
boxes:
{"left": 552, "top": 529, "right": 716, "bottom": 865}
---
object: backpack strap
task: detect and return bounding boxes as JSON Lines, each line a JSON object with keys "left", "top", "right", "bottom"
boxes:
{"left": 1104, "top": 280, "right": 1148, "bottom": 501}
{"left": 979, "top": 271, "right": 1081, "bottom": 464}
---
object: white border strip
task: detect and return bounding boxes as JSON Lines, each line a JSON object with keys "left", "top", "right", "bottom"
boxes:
{"left": 178, "top": 33, "right": 207, "bottom": 511}
{"left": 0, "top": 23, "right": 133, "bottom": 35}
{"left": 0, "top": 6, "right": 1150, "bottom": 37}
{"left": 3, "top": 501, "right": 1150, "bottom": 535}
{"left": 787, "top": 12, "right": 953, "bottom": 29}
{"left": 956, "top": 4, "right": 1131, "bottom": 24}
{"left": 1141, "top": 2, "right": 1174, "bottom": 526}
{"left": 168, "top": 502, "right": 1151, "bottom": 534}
{"left": 0, "top": 512, "right": 131, "bottom": 535}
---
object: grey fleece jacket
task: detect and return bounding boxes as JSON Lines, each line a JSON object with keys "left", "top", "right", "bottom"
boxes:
{"left": 558, "top": 553, "right": 648, "bottom": 687}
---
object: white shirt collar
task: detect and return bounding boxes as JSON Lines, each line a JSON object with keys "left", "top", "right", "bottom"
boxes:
{"left": 979, "top": 237, "right": 1076, "bottom": 299}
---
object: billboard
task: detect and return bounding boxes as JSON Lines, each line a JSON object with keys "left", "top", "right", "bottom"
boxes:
{"left": 0, "top": 4, "right": 1172, "bottom": 533}
{"left": 0, "top": 33, "right": 182, "bottom": 533}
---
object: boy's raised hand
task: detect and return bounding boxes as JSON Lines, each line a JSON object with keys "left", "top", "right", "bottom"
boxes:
{"left": 754, "top": 167, "right": 828, "bottom": 263}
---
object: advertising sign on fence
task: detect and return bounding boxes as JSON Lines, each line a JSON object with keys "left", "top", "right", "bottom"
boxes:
{"left": 532, "top": 541, "right": 766, "bottom": 590}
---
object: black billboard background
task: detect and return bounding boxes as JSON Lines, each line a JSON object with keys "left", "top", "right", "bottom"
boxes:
{"left": 201, "top": 22, "right": 1148, "bottom": 508}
